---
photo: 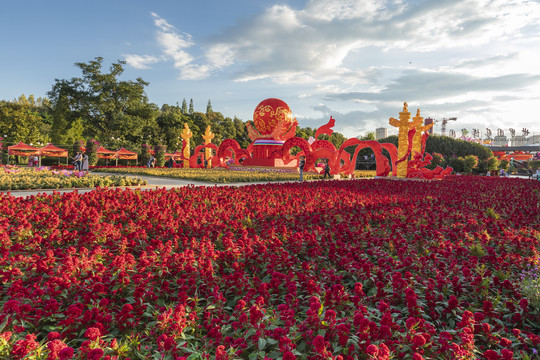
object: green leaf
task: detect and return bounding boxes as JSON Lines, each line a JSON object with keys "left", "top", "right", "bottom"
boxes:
{"left": 186, "top": 353, "right": 201, "bottom": 360}
{"left": 0, "top": 316, "right": 10, "bottom": 333}
{"left": 258, "top": 338, "right": 266, "bottom": 351}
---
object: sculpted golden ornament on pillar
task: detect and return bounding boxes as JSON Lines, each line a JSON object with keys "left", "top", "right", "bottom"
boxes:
{"left": 411, "top": 109, "right": 433, "bottom": 157}
{"left": 389, "top": 102, "right": 422, "bottom": 177}
{"left": 202, "top": 126, "right": 215, "bottom": 167}
{"left": 181, "top": 123, "right": 192, "bottom": 168}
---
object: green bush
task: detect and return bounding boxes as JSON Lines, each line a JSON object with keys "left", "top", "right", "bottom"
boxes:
{"left": 155, "top": 144, "right": 166, "bottom": 167}
{"left": 85, "top": 139, "right": 100, "bottom": 166}
{"left": 462, "top": 155, "right": 479, "bottom": 174}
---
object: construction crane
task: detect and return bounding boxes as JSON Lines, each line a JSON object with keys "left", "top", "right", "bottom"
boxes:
{"left": 433, "top": 117, "right": 457, "bottom": 136}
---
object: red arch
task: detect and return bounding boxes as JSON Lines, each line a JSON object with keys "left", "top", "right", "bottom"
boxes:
{"left": 380, "top": 143, "right": 398, "bottom": 176}
{"left": 190, "top": 143, "right": 218, "bottom": 168}
{"left": 216, "top": 139, "right": 249, "bottom": 168}
{"left": 279, "top": 137, "right": 314, "bottom": 169}
{"left": 336, "top": 139, "right": 391, "bottom": 177}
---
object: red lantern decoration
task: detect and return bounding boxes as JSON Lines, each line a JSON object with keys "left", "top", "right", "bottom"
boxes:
{"left": 253, "top": 98, "right": 294, "bottom": 136}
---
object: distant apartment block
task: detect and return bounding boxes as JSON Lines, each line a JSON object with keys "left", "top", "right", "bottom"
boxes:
{"left": 375, "top": 127, "right": 388, "bottom": 140}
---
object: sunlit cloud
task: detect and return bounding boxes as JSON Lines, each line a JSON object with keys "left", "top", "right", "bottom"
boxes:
{"left": 123, "top": 54, "right": 160, "bottom": 69}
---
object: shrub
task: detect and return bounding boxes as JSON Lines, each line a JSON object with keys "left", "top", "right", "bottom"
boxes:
{"left": 141, "top": 143, "right": 152, "bottom": 166}
{"left": 85, "top": 139, "right": 100, "bottom": 166}
{"left": 154, "top": 144, "right": 166, "bottom": 167}
{"left": 462, "top": 155, "right": 479, "bottom": 174}
{"left": 447, "top": 157, "right": 464, "bottom": 173}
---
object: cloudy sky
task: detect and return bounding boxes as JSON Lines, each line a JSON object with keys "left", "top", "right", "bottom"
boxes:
{"left": 1, "top": 0, "right": 540, "bottom": 138}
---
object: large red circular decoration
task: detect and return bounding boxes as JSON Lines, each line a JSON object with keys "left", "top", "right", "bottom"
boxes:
{"left": 253, "top": 98, "right": 294, "bottom": 135}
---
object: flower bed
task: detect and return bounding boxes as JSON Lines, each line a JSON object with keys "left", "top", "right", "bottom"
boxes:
{"left": 0, "top": 177, "right": 539, "bottom": 359}
{"left": 0, "top": 166, "right": 147, "bottom": 190}
{"left": 91, "top": 167, "right": 376, "bottom": 183}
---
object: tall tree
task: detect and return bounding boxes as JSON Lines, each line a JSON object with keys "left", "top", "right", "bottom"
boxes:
{"left": 206, "top": 99, "right": 213, "bottom": 115}
{"left": 47, "top": 57, "right": 158, "bottom": 149}
{"left": 189, "top": 99, "right": 194, "bottom": 115}
{"left": 181, "top": 98, "right": 188, "bottom": 114}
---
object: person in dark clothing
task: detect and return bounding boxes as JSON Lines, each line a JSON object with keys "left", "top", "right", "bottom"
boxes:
{"left": 323, "top": 160, "right": 331, "bottom": 179}
{"left": 298, "top": 156, "right": 305, "bottom": 182}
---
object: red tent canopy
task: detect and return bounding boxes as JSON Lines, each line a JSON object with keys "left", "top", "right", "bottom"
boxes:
{"left": 8, "top": 142, "right": 40, "bottom": 156}
{"left": 39, "top": 143, "right": 68, "bottom": 157}
{"left": 116, "top": 147, "right": 138, "bottom": 160}
{"left": 97, "top": 146, "right": 118, "bottom": 159}
{"left": 165, "top": 152, "right": 184, "bottom": 161}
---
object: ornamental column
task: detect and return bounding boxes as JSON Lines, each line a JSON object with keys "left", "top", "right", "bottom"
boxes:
{"left": 202, "top": 126, "right": 214, "bottom": 168}
{"left": 181, "top": 123, "right": 192, "bottom": 168}
{"left": 389, "top": 102, "right": 420, "bottom": 177}
{"left": 411, "top": 109, "right": 432, "bottom": 158}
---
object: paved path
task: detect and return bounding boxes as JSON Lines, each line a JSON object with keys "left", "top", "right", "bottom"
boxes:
{"left": 0, "top": 173, "right": 305, "bottom": 198}
{"left": 1, "top": 173, "right": 533, "bottom": 199}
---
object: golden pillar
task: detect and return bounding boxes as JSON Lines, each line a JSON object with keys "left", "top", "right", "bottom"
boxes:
{"left": 389, "top": 102, "right": 421, "bottom": 177}
{"left": 411, "top": 109, "right": 432, "bottom": 157}
{"left": 181, "top": 123, "right": 192, "bottom": 168}
{"left": 202, "top": 126, "right": 214, "bottom": 167}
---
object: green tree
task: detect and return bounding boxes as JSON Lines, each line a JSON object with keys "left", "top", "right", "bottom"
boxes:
{"left": 233, "top": 117, "right": 250, "bottom": 148}
{"left": 206, "top": 100, "right": 213, "bottom": 115}
{"left": 181, "top": 99, "right": 188, "bottom": 114}
{"left": 48, "top": 57, "right": 158, "bottom": 149}
{"left": 0, "top": 101, "right": 49, "bottom": 146}
{"left": 189, "top": 99, "right": 194, "bottom": 115}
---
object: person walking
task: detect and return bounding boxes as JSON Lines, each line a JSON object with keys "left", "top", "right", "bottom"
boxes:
{"left": 323, "top": 160, "right": 331, "bottom": 179}
{"left": 298, "top": 156, "right": 305, "bottom": 182}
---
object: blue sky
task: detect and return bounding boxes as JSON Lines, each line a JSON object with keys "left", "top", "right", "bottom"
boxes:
{"left": 1, "top": 0, "right": 540, "bottom": 139}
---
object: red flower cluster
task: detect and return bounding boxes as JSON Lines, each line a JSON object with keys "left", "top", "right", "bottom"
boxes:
{"left": 0, "top": 176, "right": 539, "bottom": 359}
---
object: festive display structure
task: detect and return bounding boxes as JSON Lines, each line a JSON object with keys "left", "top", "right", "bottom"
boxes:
{"left": 240, "top": 98, "right": 299, "bottom": 168}
{"left": 210, "top": 99, "right": 452, "bottom": 179}
{"left": 242, "top": 139, "right": 296, "bottom": 167}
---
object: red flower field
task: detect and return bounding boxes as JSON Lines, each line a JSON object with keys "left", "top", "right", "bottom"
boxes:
{"left": 0, "top": 177, "right": 539, "bottom": 359}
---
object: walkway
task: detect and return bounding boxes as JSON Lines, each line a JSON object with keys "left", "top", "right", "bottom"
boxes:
{"left": 0, "top": 173, "right": 304, "bottom": 198}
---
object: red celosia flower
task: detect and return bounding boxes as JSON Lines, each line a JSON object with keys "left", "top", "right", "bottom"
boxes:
{"left": 283, "top": 351, "right": 296, "bottom": 360}
{"left": 87, "top": 348, "right": 104, "bottom": 360}
{"left": 84, "top": 327, "right": 101, "bottom": 341}
{"left": 499, "top": 337, "right": 512, "bottom": 347}
{"left": 412, "top": 334, "right": 426, "bottom": 347}
{"left": 484, "top": 349, "right": 500, "bottom": 360}
{"left": 58, "top": 347, "right": 74, "bottom": 360}
{"left": 312, "top": 335, "right": 327, "bottom": 355}
{"left": 366, "top": 344, "right": 379, "bottom": 356}
{"left": 500, "top": 348, "right": 514, "bottom": 360}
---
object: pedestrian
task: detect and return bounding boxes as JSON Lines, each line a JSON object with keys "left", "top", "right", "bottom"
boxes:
{"left": 81, "top": 153, "right": 89, "bottom": 171}
{"left": 147, "top": 156, "right": 156, "bottom": 168}
{"left": 298, "top": 156, "right": 305, "bottom": 182}
{"left": 323, "top": 160, "right": 331, "bottom": 179}
{"left": 71, "top": 152, "right": 82, "bottom": 171}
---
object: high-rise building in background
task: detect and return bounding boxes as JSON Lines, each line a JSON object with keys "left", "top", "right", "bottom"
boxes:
{"left": 375, "top": 127, "right": 388, "bottom": 140}
{"left": 425, "top": 118, "right": 434, "bottom": 134}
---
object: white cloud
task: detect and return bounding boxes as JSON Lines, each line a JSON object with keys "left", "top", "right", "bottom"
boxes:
{"left": 123, "top": 54, "right": 160, "bottom": 69}
{"left": 125, "top": 1, "right": 540, "bottom": 137}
